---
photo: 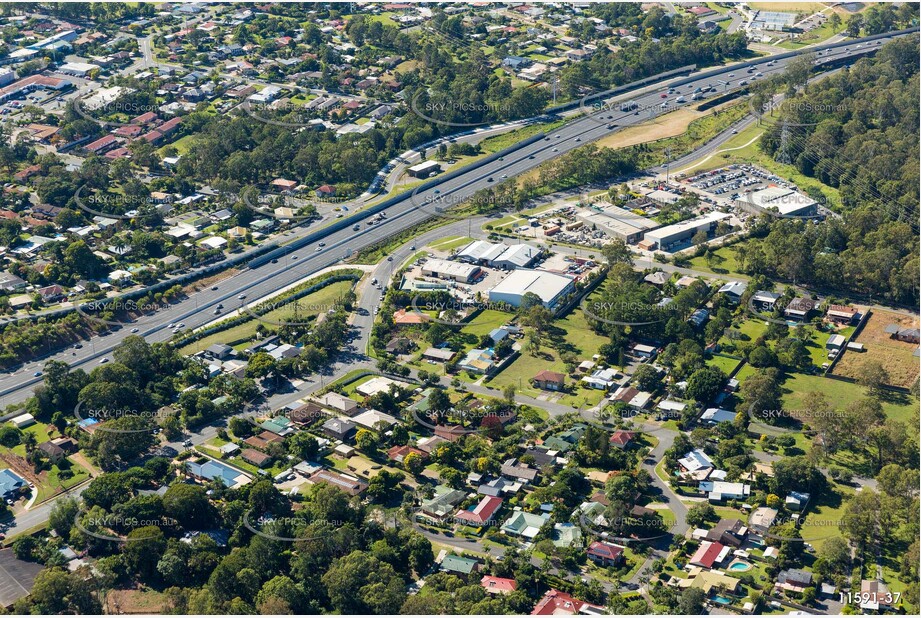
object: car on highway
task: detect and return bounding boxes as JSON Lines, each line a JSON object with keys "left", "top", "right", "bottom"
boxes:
{"left": 131, "top": 328, "right": 139, "bottom": 333}
{"left": 291, "top": 255, "right": 298, "bottom": 259}
{"left": 501, "top": 174, "right": 508, "bottom": 178}
{"left": 660, "top": 93, "right": 668, "bottom": 98}
{"left": 100, "top": 357, "right": 109, "bottom": 364}
{"left": 74, "top": 343, "right": 82, "bottom": 349}
{"left": 272, "top": 258, "right": 279, "bottom": 263}
{"left": 177, "top": 323, "right": 185, "bottom": 328}
{"left": 213, "top": 308, "right": 221, "bottom": 314}
{"left": 487, "top": 177, "right": 494, "bottom": 182}
{"left": 238, "top": 294, "right": 246, "bottom": 300}
{"left": 211, "top": 286, "right": 218, "bottom": 291}
{"left": 315, "top": 247, "right": 322, "bottom": 252}
{"left": 319, "top": 242, "right": 326, "bottom": 246}
{"left": 552, "top": 148, "right": 559, "bottom": 152}
{"left": 33, "top": 371, "right": 42, "bottom": 377}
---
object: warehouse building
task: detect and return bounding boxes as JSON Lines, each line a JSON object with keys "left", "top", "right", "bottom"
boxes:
{"left": 490, "top": 244, "right": 539, "bottom": 269}
{"left": 57, "top": 61, "right": 100, "bottom": 77}
{"left": 457, "top": 240, "right": 508, "bottom": 264}
{"left": 734, "top": 186, "right": 818, "bottom": 219}
{"left": 455, "top": 240, "right": 539, "bottom": 269}
{"left": 576, "top": 205, "right": 658, "bottom": 244}
{"left": 489, "top": 269, "right": 575, "bottom": 309}
{"left": 421, "top": 258, "right": 481, "bottom": 283}
{"left": 640, "top": 211, "right": 730, "bottom": 251}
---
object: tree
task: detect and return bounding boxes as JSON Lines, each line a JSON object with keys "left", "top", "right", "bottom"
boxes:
{"left": 857, "top": 360, "right": 889, "bottom": 396}
{"left": 677, "top": 587, "right": 706, "bottom": 614}
{"left": 632, "top": 364, "right": 662, "bottom": 392}
{"left": 772, "top": 456, "right": 825, "bottom": 496}
{"left": 123, "top": 526, "right": 166, "bottom": 578}
{"left": 403, "top": 452, "right": 424, "bottom": 476}
{"left": 601, "top": 239, "right": 632, "bottom": 265}
{"left": 355, "top": 428, "right": 378, "bottom": 452}
{"left": 322, "top": 551, "right": 406, "bottom": 614}
{"left": 49, "top": 496, "right": 80, "bottom": 540}
{"left": 686, "top": 366, "right": 725, "bottom": 404}
{"left": 162, "top": 483, "right": 212, "bottom": 528}
{"left": 256, "top": 575, "right": 310, "bottom": 614}
{"left": 685, "top": 503, "right": 716, "bottom": 528}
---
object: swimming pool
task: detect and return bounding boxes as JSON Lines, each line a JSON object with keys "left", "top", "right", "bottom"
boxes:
{"left": 728, "top": 560, "right": 753, "bottom": 572}
{"left": 713, "top": 595, "right": 732, "bottom": 605}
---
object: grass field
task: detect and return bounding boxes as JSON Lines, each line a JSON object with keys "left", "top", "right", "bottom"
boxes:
{"left": 685, "top": 240, "right": 751, "bottom": 277}
{"left": 780, "top": 372, "right": 918, "bottom": 423}
{"left": 487, "top": 307, "right": 609, "bottom": 407}
{"left": 834, "top": 309, "right": 919, "bottom": 389}
{"left": 178, "top": 279, "right": 355, "bottom": 355}
{"left": 707, "top": 353, "right": 743, "bottom": 376}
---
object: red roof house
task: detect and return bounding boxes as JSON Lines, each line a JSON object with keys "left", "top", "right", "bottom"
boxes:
{"left": 689, "top": 540, "right": 728, "bottom": 569}
{"left": 586, "top": 540, "right": 625, "bottom": 566}
{"left": 454, "top": 496, "right": 503, "bottom": 526}
{"left": 531, "top": 589, "right": 604, "bottom": 615}
{"left": 609, "top": 430, "right": 636, "bottom": 449}
{"left": 480, "top": 575, "right": 517, "bottom": 595}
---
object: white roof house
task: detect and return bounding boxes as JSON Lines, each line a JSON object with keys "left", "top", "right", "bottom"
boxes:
{"left": 352, "top": 409, "right": 400, "bottom": 431}
{"left": 679, "top": 449, "right": 713, "bottom": 473}
{"left": 700, "top": 408, "right": 737, "bottom": 425}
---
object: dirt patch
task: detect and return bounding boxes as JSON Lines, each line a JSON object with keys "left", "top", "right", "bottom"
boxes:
{"left": 593, "top": 108, "right": 705, "bottom": 150}
{"left": 833, "top": 309, "right": 919, "bottom": 388}
{"left": 106, "top": 589, "right": 167, "bottom": 614}
{"left": 183, "top": 268, "right": 240, "bottom": 294}
{"left": 0, "top": 452, "right": 39, "bottom": 486}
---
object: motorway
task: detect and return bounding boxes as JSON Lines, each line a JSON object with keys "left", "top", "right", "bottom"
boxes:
{"left": 0, "top": 29, "right": 913, "bottom": 411}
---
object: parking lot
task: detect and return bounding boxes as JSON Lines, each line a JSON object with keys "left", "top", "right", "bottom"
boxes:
{"left": 677, "top": 163, "right": 792, "bottom": 200}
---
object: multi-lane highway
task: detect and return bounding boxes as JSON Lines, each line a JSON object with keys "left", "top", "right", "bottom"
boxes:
{"left": 0, "top": 29, "right": 914, "bottom": 411}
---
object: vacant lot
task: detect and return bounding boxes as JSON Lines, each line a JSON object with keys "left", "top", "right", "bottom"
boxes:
{"left": 834, "top": 309, "right": 919, "bottom": 389}
{"left": 781, "top": 372, "right": 917, "bottom": 424}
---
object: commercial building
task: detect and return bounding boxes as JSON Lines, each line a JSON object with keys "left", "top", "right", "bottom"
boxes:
{"left": 0, "top": 74, "right": 70, "bottom": 102}
{"left": 734, "top": 186, "right": 818, "bottom": 218}
{"left": 640, "top": 211, "right": 730, "bottom": 251}
{"left": 455, "top": 240, "right": 539, "bottom": 269}
{"left": 456, "top": 240, "right": 508, "bottom": 264}
{"left": 576, "top": 205, "right": 658, "bottom": 244}
{"left": 488, "top": 269, "right": 575, "bottom": 309}
{"left": 407, "top": 160, "right": 441, "bottom": 178}
{"left": 57, "top": 61, "right": 100, "bottom": 77}
{"left": 421, "top": 258, "right": 481, "bottom": 283}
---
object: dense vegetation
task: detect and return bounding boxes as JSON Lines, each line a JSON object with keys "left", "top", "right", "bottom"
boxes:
{"left": 749, "top": 37, "right": 920, "bottom": 305}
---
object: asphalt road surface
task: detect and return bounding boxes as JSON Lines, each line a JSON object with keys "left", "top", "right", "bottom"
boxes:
{"left": 0, "top": 30, "right": 912, "bottom": 411}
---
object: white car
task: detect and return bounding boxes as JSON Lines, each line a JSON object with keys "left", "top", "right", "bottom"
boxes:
{"left": 99, "top": 357, "right": 109, "bottom": 364}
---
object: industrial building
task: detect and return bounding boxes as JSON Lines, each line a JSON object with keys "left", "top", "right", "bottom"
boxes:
{"left": 640, "top": 211, "right": 730, "bottom": 251}
{"left": 488, "top": 269, "right": 575, "bottom": 309}
{"left": 455, "top": 240, "right": 539, "bottom": 269}
{"left": 421, "top": 258, "right": 481, "bottom": 283}
{"left": 576, "top": 205, "right": 658, "bottom": 244}
{"left": 734, "top": 186, "right": 818, "bottom": 219}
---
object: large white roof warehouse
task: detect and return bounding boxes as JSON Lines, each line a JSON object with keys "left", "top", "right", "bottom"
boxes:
{"left": 455, "top": 240, "right": 539, "bottom": 269}
{"left": 734, "top": 186, "right": 818, "bottom": 218}
{"left": 489, "top": 269, "right": 575, "bottom": 309}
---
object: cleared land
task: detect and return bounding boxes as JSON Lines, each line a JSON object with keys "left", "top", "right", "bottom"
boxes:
{"left": 833, "top": 309, "right": 919, "bottom": 389}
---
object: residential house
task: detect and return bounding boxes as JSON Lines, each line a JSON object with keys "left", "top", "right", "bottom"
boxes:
{"left": 860, "top": 580, "right": 893, "bottom": 611}
{"left": 454, "top": 496, "right": 503, "bottom": 527}
{"left": 308, "top": 469, "right": 368, "bottom": 496}
{"left": 481, "top": 575, "right": 517, "bottom": 595}
{"left": 825, "top": 304, "right": 857, "bottom": 325}
{"left": 318, "top": 392, "right": 359, "bottom": 415}
{"left": 609, "top": 430, "right": 635, "bottom": 449}
{"left": 0, "top": 469, "right": 26, "bottom": 500}
{"left": 749, "top": 507, "right": 778, "bottom": 534}
{"left": 884, "top": 323, "right": 921, "bottom": 344}
{"left": 241, "top": 448, "right": 272, "bottom": 468}
{"left": 700, "top": 407, "right": 736, "bottom": 425}
{"left": 784, "top": 297, "right": 816, "bottom": 321}
{"left": 386, "top": 444, "right": 425, "bottom": 464}
{"left": 533, "top": 369, "right": 566, "bottom": 391}
{"left": 689, "top": 540, "right": 731, "bottom": 569}
{"left": 785, "top": 491, "right": 810, "bottom": 511}
{"left": 420, "top": 485, "right": 467, "bottom": 521}
{"left": 718, "top": 281, "right": 747, "bottom": 304}
{"left": 186, "top": 459, "right": 251, "bottom": 488}
{"left": 322, "top": 417, "right": 357, "bottom": 441}
{"left": 440, "top": 554, "right": 479, "bottom": 578}
{"left": 37, "top": 441, "right": 66, "bottom": 464}
{"left": 531, "top": 589, "right": 604, "bottom": 616}
{"left": 586, "top": 540, "right": 625, "bottom": 566}
{"left": 751, "top": 290, "right": 781, "bottom": 311}
{"left": 501, "top": 510, "right": 550, "bottom": 540}
{"left": 704, "top": 519, "right": 747, "bottom": 548}
{"left": 699, "top": 480, "right": 751, "bottom": 502}
{"left": 501, "top": 458, "right": 539, "bottom": 484}
{"left": 776, "top": 568, "right": 813, "bottom": 594}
